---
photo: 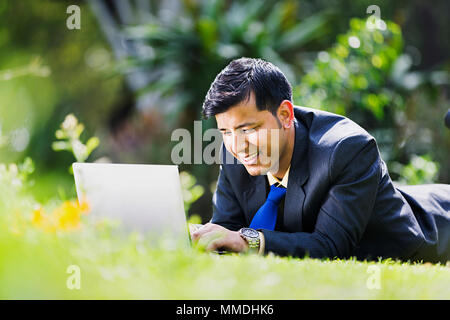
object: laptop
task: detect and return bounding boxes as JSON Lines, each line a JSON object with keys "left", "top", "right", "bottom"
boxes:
{"left": 72, "top": 162, "right": 190, "bottom": 247}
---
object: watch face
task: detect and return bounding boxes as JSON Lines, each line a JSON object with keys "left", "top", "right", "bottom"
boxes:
{"left": 242, "top": 228, "right": 259, "bottom": 238}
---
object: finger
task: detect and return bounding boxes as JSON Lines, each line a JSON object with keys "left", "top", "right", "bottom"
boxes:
{"left": 196, "top": 230, "right": 225, "bottom": 249}
{"left": 197, "top": 230, "right": 223, "bottom": 246}
{"left": 191, "top": 223, "right": 211, "bottom": 241}
{"left": 192, "top": 222, "right": 215, "bottom": 241}
{"left": 188, "top": 223, "right": 203, "bottom": 237}
{"left": 196, "top": 230, "right": 216, "bottom": 247}
{"left": 205, "top": 237, "right": 226, "bottom": 252}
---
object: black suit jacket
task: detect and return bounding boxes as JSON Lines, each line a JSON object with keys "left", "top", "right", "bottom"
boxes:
{"left": 211, "top": 106, "right": 450, "bottom": 263}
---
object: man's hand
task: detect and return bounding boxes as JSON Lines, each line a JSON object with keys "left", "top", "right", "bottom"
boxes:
{"left": 191, "top": 223, "right": 248, "bottom": 253}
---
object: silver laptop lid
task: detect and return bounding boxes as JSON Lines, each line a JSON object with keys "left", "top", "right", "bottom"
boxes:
{"left": 72, "top": 162, "right": 188, "bottom": 246}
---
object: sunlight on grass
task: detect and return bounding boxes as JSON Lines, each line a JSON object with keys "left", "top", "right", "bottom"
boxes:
{"left": 1, "top": 227, "right": 449, "bottom": 299}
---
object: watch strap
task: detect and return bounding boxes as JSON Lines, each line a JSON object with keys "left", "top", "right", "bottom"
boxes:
{"left": 239, "top": 228, "right": 260, "bottom": 252}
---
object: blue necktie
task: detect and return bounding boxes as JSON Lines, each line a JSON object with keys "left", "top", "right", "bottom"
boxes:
{"left": 250, "top": 184, "right": 287, "bottom": 230}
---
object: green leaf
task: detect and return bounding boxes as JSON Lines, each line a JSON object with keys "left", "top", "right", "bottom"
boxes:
{"left": 85, "top": 137, "right": 100, "bottom": 155}
{"left": 55, "top": 129, "right": 67, "bottom": 139}
{"left": 74, "top": 123, "right": 84, "bottom": 139}
{"left": 51, "top": 141, "right": 70, "bottom": 151}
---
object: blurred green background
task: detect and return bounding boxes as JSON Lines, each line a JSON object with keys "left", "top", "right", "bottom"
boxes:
{"left": 1, "top": 0, "right": 449, "bottom": 223}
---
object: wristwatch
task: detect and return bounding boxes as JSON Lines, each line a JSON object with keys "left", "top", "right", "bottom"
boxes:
{"left": 239, "top": 228, "right": 260, "bottom": 252}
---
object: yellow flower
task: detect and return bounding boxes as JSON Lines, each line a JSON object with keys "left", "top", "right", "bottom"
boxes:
{"left": 30, "top": 199, "right": 90, "bottom": 233}
{"left": 31, "top": 206, "right": 56, "bottom": 233}
{"left": 53, "top": 201, "right": 82, "bottom": 231}
{"left": 78, "top": 197, "right": 90, "bottom": 214}
{"left": 31, "top": 206, "right": 46, "bottom": 228}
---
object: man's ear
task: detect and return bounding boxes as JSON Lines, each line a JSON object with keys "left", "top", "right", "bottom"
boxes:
{"left": 277, "top": 100, "right": 294, "bottom": 128}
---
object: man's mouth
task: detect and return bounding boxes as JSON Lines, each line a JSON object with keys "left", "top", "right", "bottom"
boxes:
{"left": 241, "top": 152, "right": 258, "bottom": 165}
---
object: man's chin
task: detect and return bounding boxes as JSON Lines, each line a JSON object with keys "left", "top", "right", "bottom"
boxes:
{"left": 243, "top": 164, "right": 271, "bottom": 176}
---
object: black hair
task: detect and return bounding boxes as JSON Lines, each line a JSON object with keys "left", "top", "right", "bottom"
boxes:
{"left": 201, "top": 57, "right": 292, "bottom": 119}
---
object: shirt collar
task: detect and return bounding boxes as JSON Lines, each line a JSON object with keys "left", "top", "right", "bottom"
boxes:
{"left": 267, "top": 165, "right": 290, "bottom": 188}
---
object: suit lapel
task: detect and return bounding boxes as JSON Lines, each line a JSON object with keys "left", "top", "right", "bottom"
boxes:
{"left": 243, "top": 175, "right": 267, "bottom": 226}
{"left": 283, "top": 118, "right": 309, "bottom": 232}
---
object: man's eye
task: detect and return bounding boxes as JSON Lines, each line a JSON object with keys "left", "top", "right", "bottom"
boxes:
{"left": 222, "top": 131, "right": 231, "bottom": 136}
{"left": 242, "top": 128, "right": 256, "bottom": 134}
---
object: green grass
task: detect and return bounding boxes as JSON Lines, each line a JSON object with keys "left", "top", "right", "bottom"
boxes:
{"left": 1, "top": 224, "right": 449, "bottom": 300}
{"left": 1, "top": 169, "right": 449, "bottom": 300}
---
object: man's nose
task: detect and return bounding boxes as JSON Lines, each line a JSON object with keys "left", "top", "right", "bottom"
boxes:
{"left": 231, "top": 132, "right": 248, "bottom": 155}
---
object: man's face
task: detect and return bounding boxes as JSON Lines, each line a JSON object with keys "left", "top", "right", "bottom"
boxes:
{"left": 215, "top": 93, "right": 287, "bottom": 176}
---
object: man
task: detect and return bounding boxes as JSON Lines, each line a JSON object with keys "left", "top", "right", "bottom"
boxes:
{"left": 192, "top": 57, "right": 450, "bottom": 263}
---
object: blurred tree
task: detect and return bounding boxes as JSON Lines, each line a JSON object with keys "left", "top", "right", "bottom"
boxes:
{"left": 0, "top": 0, "right": 126, "bottom": 200}
{"left": 295, "top": 18, "right": 404, "bottom": 123}
{"left": 294, "top": 17, "right": 449, "bottom": 182}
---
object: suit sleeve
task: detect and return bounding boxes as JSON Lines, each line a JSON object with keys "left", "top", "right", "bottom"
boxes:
{"left": 261, "top": 135, "right": 381, "bottom": 259}
{"left": 210, "top": 165, "right": 247, "bottom": 231}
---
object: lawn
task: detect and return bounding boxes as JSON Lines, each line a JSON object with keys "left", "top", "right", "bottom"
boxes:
{"left": 1, "top": 221, "right": 449, "bottom": 300}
